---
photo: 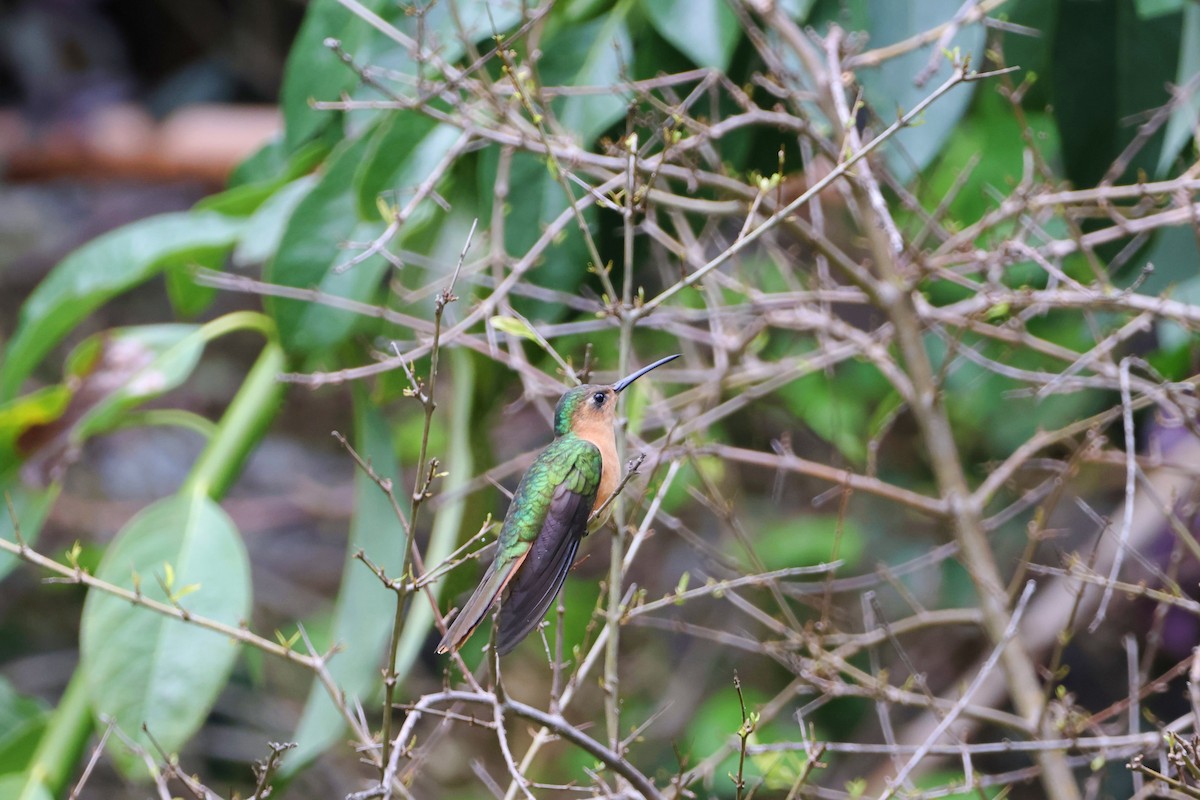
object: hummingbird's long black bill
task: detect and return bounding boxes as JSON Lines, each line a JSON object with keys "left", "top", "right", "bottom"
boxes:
{"left": 613, "top": 354, "right": 680, "bottom": 393}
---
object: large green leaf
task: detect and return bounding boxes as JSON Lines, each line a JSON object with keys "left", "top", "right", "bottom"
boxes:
{"left": 79, "top": 493, "right": 251, "bottom": 776}
{"left": 778, "top": 365, "right": 883, "bottom": 466}
{"left": 286, "top": 386, "right": 406, "bottom": 771}
{"left": 352, "top": 117, "right": 462, "bottom": 264}
{"left": 1136, "top": 0, "right": 1186, "bottom": 18}
{"left": 232, "top": 176, "right": 319, "bottom": 269}
{"left": 1052, "top": 0, "right": 1181, "bottom": 186}
{"left": 1134, "top": 222, "right": 1200, "bottom": 297}
{"left": 641, "top": 0, "right": 740, "bottom": 70}
{"left": 753, "top": 515, "right": 865, "bottom": 571}
{"left": 848, "top": 0, "right": 985, "bottom": 182}
{"left": 284, "top": 0, "right": 524, "bottom": 149}
{"left": 477, "top": 148, "right": 593, "bottom": 318}
{"left": 1141, "top": 224, "right": 1200, "bottom": 352}
{"left": 280, "top": 0, "right": 392, "bottom": 148}
{"left": 419, "top": 0, "right": 525, "bottom": 65}
{"left": 229, "top": 135, "right": 291, "bottom": 188}
{"left": 0, "top": 212, "right": 244, "bottom": 401}
{"left": 199, "top": 138, "right": 327, "bottom": 218}
{"left": 541, "top": 13, "right": 634, "bottom": 146}
{"left": 355, "top": 114, "right": 447, "bottom": 218}
{"left": 263, "top": 133, "right": 389, "bottom": 354}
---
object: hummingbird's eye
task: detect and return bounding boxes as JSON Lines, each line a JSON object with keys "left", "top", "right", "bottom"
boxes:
{"left": 592, "top": 391, "right": 607, "bottom": 407}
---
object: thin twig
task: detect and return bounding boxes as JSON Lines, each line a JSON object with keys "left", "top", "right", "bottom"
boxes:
{"left": 878, "top": 581, "right": 1039, "bottom": 799}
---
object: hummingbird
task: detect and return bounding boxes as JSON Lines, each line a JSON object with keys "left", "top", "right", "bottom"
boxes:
{"left": 436, "top": 354, "right": 679, "bottom": 656}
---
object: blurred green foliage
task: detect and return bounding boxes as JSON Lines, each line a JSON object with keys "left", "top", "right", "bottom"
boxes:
{"left": 0, "top": 0, "right": 1197, "bottom": 796}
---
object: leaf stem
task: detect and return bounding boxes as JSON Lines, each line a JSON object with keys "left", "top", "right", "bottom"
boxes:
{"left": 182, "top": 317, "right": 286, "bottom": 500}
{"left": 17, "top": 669, "right": 91, "bottom": 800}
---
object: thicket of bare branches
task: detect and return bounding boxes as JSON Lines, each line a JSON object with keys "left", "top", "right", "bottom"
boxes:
{"left": 7, "top": 1, "right": 1200, "bottom": 799}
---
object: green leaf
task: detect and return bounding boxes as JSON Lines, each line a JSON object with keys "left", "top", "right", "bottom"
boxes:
{"left": 264, "top": 133, "right": 389, "bottom": 354}
{"left": 0, "top": 212, "right": 244, "bottom": 401}
{"left": 279, "top": 0, "right": 392, "bottom": 148}
{"left": 80, "top": 493, "right": 251, "bottom": 777}
{"left": 229, "top": 135, "right": 290, "bottom": 188}
{"left": 1133, "top": 222, "right": 1200, "bottom": 296}
{"left": 164, "top": 264, "right": 216, "bottom": 319}
{"left": 78, "top": 326, "right": 208, "bottom": 433}
{"left": 0, "top": 386, "right": 70, "bottom": 471}
{"left": 53, "top": 326, "right": 203, "bottom": 455}
{"left": 641, "top": 0, "right": 740, "bottom": 70}
{"left": 232, "top": 176, "right": 319, "bottom": 269}
{"left": 1156, "top": 272, "right": 1200, "bottom": 351}
{"left": 560, "top": 0, "right": 610, "bottom": 20}
{"left": 0, "top": 774, "right": 51, "bottom": 800}
{"left": 1052, "top": 1, "right": 1181, "bottom": 186}
{"left": 0, "top": 324, "right": 209, "bottom": 509}
{"left": 200, "top": 137, "right": 328, "bottom": 217}
{"left": 0, "top": 676, "right": 50, "bottom": 774}
{"left": 477, "top": 148, "right": 593, "bottom": 318}
{"left": 541, "top": 13, "right": 634, "bottom": 145}
{"left": 753, "top": 515, "right": 864, "bottom": 570}
{"left": 778, "top": 366, "right": 882, "bottom": 466}
{"left": 419, "top": 0, "right": 525, "bottom": 65}
{"left": 1157, "top": 1, "right": 1200, "bottom": 176}
{"left": 490, "top": 315, "right": 538, "bottom": 340}
{"left": 279, "top": 0, "right": 523, "bottom": 149}
{"left": 287, "top": 386, "right": 406, "bottom": 771}
{"left": 842, "top": 0, "right": 985, "bottom": 181}
{"left": 351, "top": 117, "right": 462, "bottom": 263}
{"left": 867, "top": 390, "right": 905, "bottom": 444}
{"left": 5, "top": 672, "right": 91, "bottom": 800}
{"left": 355, "top": 116, "right": 462, "bottom": 221}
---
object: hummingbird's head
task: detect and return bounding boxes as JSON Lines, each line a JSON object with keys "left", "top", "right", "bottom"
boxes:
{"left": 552, "top": 354, "right": 679, "bottom": 436}
{"left": 553, "top": 384, "right": 616, "bottom": 436}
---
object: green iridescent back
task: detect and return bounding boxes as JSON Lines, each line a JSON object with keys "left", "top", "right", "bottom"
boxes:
{"left": 496, "top": 433, "right": 602, "bottom": 556}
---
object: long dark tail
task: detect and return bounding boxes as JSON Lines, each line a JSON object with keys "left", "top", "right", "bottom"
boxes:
{"left": 435, "top": 553, "right": 525, "bottom": 654}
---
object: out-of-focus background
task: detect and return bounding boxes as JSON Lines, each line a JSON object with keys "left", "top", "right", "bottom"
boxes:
{"left": 0, "top": 3, "right": 357, "bottom": 796}
{"left": 0, "top": 0, "right": 294, "bottom": 297}
{"left": 3, "top": 1, "right": 1200, "bottom": 799}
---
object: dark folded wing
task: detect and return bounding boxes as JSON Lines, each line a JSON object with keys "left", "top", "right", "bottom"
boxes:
{"left": 495, "top": 473, "right": 595, "bottom": 654}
